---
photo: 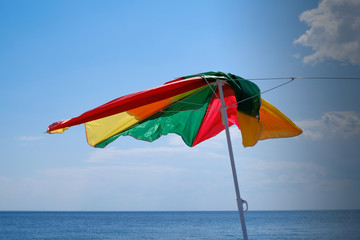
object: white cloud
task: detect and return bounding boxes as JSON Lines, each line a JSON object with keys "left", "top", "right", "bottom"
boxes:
{"left": 86, "top": 146, "right": 195, "bottom": 162}
{"left": 167, "top": 135, "right": 185, "bottom": 146}
{"left": 297, "top": 111, "right": 360, "bottom": 140}
{"left": 239, "top": 157, "right": 327, "bottom": 184}
{"left": 294, "top": 0, "right": 360, "bottom": 66}
{"left": 18, "top": 136, "right": 43, "bottom": 141}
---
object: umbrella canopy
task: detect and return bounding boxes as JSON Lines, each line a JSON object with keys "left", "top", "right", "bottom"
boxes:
{"left": 47, "top": 71, "right": 302, "bottom": 147}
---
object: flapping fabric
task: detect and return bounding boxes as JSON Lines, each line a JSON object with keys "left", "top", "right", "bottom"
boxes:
{"left": 84, "top": 86, "right": 207, "bottom": 147}
{"left": 94, "top": 85, "right": 215, "bottom": 148}
{"left": 259, "top": 99, "right": 302, "bottom": 140}
{"left": 47, "top": 76, "right": 208, "bottom": 134}
{"left": 47, "top": 72, "right": 302, "bottom": 148}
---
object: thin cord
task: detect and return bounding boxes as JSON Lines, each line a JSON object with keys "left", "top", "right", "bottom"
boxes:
{"left": 161, "top": 76, "right": 297, "bottom": 113}
{"left": 159, "top": 82, "right": 219, "bottom": 112}
{"left": 227, "top": 75, "right": 360, "bottom": 107}
{"left": 248, "top": 76, "right": 360, "bottom": 81}
{"left": 158, "top": 76, "right": 360, "bottom": 113}
{"left": 261, "top": 78, "right": 295, "bottom": 94}
{"left": 160, "top": 108, "right": 222, "bottom": 113}
{"left": 228, "top": 78, "right": 295, "bottom": 108}
{"left": 249, "top": 77, "right": 295, "bottom": 81}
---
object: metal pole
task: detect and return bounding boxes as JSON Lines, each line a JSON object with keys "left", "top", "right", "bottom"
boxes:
{"left": 217, "top": 80, "right": 248, "bottom": 240}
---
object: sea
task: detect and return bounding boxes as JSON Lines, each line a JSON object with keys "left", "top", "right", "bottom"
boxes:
{"left": 0, "top": 210, "right": 359, "bottom": 240}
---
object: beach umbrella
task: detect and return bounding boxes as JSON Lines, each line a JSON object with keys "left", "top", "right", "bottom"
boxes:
{"left": 47, "top": 71, "right": 302, "bottom": 239}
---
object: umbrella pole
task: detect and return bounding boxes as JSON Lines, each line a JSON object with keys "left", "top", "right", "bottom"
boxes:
{"left": 217, "top": 81, "right": 248, "bottom": 240}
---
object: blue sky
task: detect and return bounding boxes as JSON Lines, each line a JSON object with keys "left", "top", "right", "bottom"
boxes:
{"left": 1, "top": 0, "right": 360, "bottom": 211}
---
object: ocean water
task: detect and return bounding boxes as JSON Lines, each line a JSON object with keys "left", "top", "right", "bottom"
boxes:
{"left": 0, "top": 210, "right": 359, "bottom": 240}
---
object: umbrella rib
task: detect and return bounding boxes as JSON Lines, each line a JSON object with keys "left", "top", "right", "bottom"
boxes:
{"left": 160, "top": 73, "right": 249, "bottom": 113}
{"left": 160, "top": 107, "right": 223, "bottom": 113}
{"left": 201, "top": 74, "right": 220, "bottom": 100}
{"left": 159, "top": 82, "right": 219, "bottom": 111}
{"left": 224, "top": 72, "right": 243, "bottom": 92}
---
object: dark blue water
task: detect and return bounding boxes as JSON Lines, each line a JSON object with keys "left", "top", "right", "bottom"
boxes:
{"left": 0, "top": 210, "right": 359, "bottom": 240}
